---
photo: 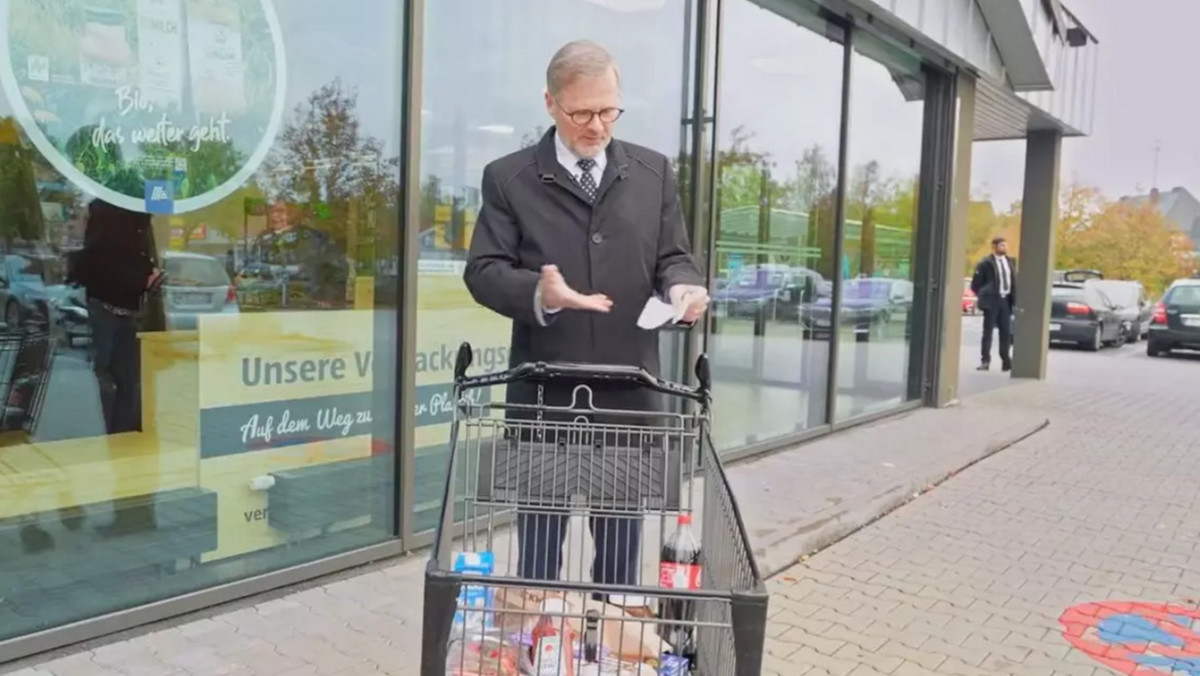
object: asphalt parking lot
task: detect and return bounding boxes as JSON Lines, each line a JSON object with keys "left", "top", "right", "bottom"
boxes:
{"left": 957, "top": 313, "right": 1189, "bottom": 398}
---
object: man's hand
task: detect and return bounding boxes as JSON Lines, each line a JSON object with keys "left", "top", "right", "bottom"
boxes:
{"left": 669, "top": 284, "right": 709, "bottom": 323}
{"left": 540, "top": 264, "right": 612, "bottom": 313}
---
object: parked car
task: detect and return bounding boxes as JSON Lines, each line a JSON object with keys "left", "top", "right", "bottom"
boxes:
{"left": 962, "top": 277, "right": 978, "bottom": 314}
{"left": 1147, "top": 279, "right": 1200, "bottom": 357}
{"left": 801, "top": 277, "right": 913, "bottom": 341}
{"left": 161, "top": 251, "right": 240, "bottom": 331}
{"left": 712, "top": 264, "right": 824, "bottom": 323}
{"left": 49, "top": 285, "right": 90, "bottom": 348}
{"left": 1087, "top": 279, "right": 1153, "bottom": 342}
{"left": 1054, "top": 268, "right": 1104, "bottom": 284}
{"left": 0, "top": 254, "right": 53, "bottom": 328}
{"left": 1048, "top": 282, "right": 1124, "bottom": 351}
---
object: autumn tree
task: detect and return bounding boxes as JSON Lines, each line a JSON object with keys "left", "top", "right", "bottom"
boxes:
{"left": 1053, "top": 183, "right": 1105, "bottom": 269}
{"left": 0, "top": 118, "right": 44, "bottom": 245}
{"left": 964, "top": 195, "right": 1022, "bottom": 274}
{"left": 260, "top": 79, "right": 400, "bottom": 265}
{"left": 1056, "top": 198, "right": 1193, "bottom": 294}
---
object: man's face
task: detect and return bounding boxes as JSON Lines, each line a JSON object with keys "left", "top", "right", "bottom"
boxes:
{"left": 993, "top": 240, "right": 1008, "bottom": 256}
{"left": 545, "top": 68, "right": 620, "bottom": 159}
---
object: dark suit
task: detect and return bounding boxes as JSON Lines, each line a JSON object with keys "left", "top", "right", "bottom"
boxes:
{"left": 464, "top": 128, "right": 703, "bottom": 586}
{"left": 971, "top": 254, "right": 1016, "bottom": 366}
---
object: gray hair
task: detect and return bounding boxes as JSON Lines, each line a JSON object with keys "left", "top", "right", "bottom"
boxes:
{"left": 546, "top": 40, "right": 621, "bottom": 97}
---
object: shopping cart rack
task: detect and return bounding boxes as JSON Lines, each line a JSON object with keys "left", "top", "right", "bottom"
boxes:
{"left": 422, "top": 342, "right": 768, "bottom": 676}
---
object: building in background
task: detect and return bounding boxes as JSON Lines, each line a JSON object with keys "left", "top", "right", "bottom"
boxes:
{"left": 1120, "top": 186, "right": 1200, "bottom": 249}
{"left": 0, "top": 0, "right": 1097, "bottom": 661}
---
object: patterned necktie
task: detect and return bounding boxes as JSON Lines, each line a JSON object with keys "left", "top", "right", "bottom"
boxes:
{"left": 576, "top": 158, "right": 598, "bottom": 202}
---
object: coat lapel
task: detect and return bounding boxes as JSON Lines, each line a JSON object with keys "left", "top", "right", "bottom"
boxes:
{"left": 534, "top": 127, "right": 631, "bottom": 209}
{"left": 534, "top": 127, "right": 598, "bottom": 208}
{"left": 593, "top": 141, "right": 630, "bottom": 205}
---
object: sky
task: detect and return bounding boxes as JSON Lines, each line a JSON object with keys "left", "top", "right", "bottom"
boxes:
{"left": 973, "top": 0, "right": 1196, "bottom": 209}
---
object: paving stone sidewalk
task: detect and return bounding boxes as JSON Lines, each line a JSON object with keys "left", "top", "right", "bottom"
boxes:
{"left": 763, "top": 349, "right": 1200, "bottom": 675}
{"left": 3, "top": 374, "right": 1049, "bottom": 676}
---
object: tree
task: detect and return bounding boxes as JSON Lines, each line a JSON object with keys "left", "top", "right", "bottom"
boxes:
{"left": 715, "top": 125, "right": 774, "bottom": 209}
{"left": 793, "top": 145, "right": 838, "bottom": 279}
{"left": 260, "top": 79, "right": 399, "bottom": 262}
{"left": 1053, "top": 183, "right": 1104, "bottom": 267}
{"left": 0, "top": 117, "right": 44, "bottom": 245}
{"left": 964, "top": 197, "right": 1021, "bottom": 274}
{"left": 1057, "top": 199, "right": 1193, "bottom": 295}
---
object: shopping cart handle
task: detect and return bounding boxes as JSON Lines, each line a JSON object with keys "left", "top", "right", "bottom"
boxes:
{"left": 453, "top": 342, "right": 710, "bottom": 403}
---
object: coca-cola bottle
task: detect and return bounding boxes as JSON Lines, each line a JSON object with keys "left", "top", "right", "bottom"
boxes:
{"left": 658, "top": 513, "right": 701, "bottom": 662}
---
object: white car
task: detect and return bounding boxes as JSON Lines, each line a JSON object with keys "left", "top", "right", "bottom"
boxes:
{"left": 161, "top": 251, "right": 240, "bottom": 331}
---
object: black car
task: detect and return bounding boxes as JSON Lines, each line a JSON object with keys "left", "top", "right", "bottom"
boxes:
{"left": 711, "top": 264, "right": 823, "bottom": 323}
{"left": 1088, "top": 279, "right": 1154, "bottom": 342}
{"left": 1048, "top": 283, "right": 1125, "bottom": 351}
{"left": 1147, "top": 279, "right": 1200, "bottom": 357}
{"left": 800, "top": 277, "right": 914, "bottom": 342}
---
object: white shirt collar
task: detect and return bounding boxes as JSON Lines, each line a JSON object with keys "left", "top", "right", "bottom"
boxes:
{"left": 554, "top": 130, "right": 606, "bottom": 181}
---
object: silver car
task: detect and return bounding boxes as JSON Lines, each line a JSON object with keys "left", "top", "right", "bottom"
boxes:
{"left": 161, "top": 251, "right": 240, "bottom": 330}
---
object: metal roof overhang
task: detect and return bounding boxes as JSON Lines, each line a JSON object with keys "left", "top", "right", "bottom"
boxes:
{"left": 976, "top": 0, "right": 1054, "bottom": 91}
{"left": 974, "top": 74, "right": 1084, "bottom": 141}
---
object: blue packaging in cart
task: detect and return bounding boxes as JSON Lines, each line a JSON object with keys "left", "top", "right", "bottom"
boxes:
{"left": 452, "top": 551, "right": 495, "bottom": 630}
{"left": 659, "top": 652, "right": 690, "bottom": 675}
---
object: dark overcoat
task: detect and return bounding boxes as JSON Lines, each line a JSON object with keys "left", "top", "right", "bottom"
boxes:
{"left": 463, "top": 128, "right": 704, "bottom": 421}
{"left": 971, "top": 254, "right": 1018, "bottom": 310}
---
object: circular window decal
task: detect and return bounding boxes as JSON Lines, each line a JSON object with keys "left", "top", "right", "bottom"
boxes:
{"left": 0, "top": 0, "right": 286, "bottom": 214}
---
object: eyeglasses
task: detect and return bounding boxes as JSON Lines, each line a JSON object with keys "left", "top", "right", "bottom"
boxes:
{"left": 556, "top": 101, "right": 624, "bottom": 126}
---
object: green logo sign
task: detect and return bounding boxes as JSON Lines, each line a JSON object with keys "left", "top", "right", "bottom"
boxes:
{"left": 0, "top": 0, "right": 286, "bottom": 214}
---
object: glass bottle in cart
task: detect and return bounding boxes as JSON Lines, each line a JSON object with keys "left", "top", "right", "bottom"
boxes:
{"left": 530, "top": 598, "right": 576, "bottom": 676}
{"left": 658, "top": 513, "right": 701, "bottom": 660}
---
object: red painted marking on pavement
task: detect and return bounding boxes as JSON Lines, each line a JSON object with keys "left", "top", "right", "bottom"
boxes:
{"left": 1060, "top": 601, "right": 1200, "bottom": 676}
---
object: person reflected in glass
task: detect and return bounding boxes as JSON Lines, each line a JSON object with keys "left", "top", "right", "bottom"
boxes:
{"left": 73, "top": 199, "right": 161, "bottom": 434}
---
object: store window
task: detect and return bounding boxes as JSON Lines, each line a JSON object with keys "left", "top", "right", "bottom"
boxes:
{"left": 0, "top": 0, "right": 403, "bottom": 640}
{"left": 834, "top": 33, "right": 925, "bottom": 420}
{"left": 415, "top": 0, "right": 692, "bottom": 533}
{"left": 708, "top": 0, "right": 845, "bottom": 451}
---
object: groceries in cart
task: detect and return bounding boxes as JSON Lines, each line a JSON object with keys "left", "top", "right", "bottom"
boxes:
{"left": 426, "top": 347, "right": 769, "bottom": 676}
{"left": 495, "top": 587, "right": 669, "bottom": 659}
{"left": 658, "top": 514, "right": 702, "bottom": 667}
{"left": 446, "top": 589, "right": 667, "bottom": 675}
{"left": 530, "top": 598, "right": 575, "bottom": 675}
{"left": 446, "top": 631, "right": 523, "bottom": 676}
{"left": 453, "top": 551, "right": 497, "bottom": 633}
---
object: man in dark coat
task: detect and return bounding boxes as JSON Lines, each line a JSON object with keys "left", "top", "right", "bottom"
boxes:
{"left": 970, "top": 236, "right": 1017, "bottom": 371}
{"left": 464, "top": 40, "right": 707, "bottom": 587}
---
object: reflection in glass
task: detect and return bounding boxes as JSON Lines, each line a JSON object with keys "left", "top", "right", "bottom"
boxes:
{"left": 0, "top": 0, "right": 403, "bottom": 642}
{"left": 834, "top": 34, "right": 924, "bottom": 420}
{"left": 708, "top": 0, "right": 844, "bottom": 451}
{"left": 414, "top": 0, "right": 690, "bottom": 533}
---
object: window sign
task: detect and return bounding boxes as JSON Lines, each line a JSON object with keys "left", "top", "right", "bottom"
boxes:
{"left": 0, "top": 0, "right": 287, "bottom": 214}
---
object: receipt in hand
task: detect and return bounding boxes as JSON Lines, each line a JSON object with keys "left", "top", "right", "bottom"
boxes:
{"left": 636, "top": 296, "right": 679, "bottom": 329}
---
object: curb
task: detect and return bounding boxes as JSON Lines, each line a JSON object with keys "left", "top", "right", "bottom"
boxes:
{"left": 754, "top": 416, "right": 1050, "bottom": 580}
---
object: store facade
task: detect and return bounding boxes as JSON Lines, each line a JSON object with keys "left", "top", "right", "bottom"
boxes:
{"left": 0, "top": 0, "right": 1095, "bottom": 660}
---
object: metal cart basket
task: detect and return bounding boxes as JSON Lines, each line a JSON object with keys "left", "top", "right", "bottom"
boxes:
{"left": 421, "top": 342, "right": 768, "bottom": 676}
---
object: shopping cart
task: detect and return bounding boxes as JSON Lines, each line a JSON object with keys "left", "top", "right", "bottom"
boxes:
{"left": 421, "top": 342, "right": 768, "bottom": 676}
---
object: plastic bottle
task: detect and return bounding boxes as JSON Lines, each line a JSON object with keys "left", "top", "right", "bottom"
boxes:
{"left": 658, "top": 513, "right": 701, "bottom": 664}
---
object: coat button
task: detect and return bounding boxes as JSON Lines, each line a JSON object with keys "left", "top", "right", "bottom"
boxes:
{"left": 591, "top": 233, "right": 603, "bottom": 245}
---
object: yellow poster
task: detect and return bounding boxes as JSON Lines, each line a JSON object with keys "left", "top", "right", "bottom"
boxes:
{"left": 195, "top": 310, "right": 376, "bottom": 561}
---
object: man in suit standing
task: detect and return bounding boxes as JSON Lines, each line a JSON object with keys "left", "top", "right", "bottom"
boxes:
{"left": 464, "top": 39, "right": 709, "bottom": 587}
{"left": 970, "top": 236, "right": 1017, "bottom": 371}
